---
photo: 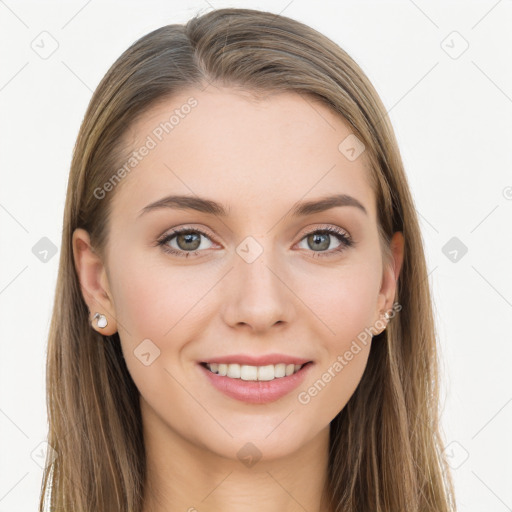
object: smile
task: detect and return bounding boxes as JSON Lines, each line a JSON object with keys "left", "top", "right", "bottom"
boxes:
{"left": 202, "top": 362, "right": 305, "bottom": 381}
{"left": 199, "top": 361, "right": 314, "bottom": 404}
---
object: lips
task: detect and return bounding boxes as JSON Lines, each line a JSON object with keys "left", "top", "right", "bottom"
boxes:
{"left": 199, "top": 360, "right": 314, "bottom": 404}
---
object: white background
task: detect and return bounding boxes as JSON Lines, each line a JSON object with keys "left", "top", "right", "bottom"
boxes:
{"left": 1, "top": 0, "right": 511, "bottom": 510}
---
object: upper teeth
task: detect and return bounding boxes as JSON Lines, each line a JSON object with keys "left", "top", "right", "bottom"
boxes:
{"left": 206, "top": 363, "right": 303, "bottom": 381}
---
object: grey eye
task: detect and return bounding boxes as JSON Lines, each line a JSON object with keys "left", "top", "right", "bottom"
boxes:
{"left": 298, "top": 231, "right": 343, "bottom": 252}
{"left": 166, "top": 230, "right": 213, "bottom": 252}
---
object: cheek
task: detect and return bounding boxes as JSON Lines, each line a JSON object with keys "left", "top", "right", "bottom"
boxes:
{"left": 108, "top": 252, "right": 218, "bottom": 395}
{"left": 292, "top": 262, "right": 380, "bottom": 414}
{"left": 108, "top": 257, "right": 204, "bottom": 414}
{"left": 109, "top": 248, "right": 211, "bottom": 341}
{"left": 294, "top": 259, "right": 381, "bottom": 343}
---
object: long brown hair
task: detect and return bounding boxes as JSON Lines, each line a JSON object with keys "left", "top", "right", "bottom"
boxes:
{"left": 40, "top": 7, "right": 457, "bottom": 511}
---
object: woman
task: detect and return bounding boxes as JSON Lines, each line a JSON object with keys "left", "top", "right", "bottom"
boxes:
{"left": 40, "top": 7, "right": 457, "bottom": 512}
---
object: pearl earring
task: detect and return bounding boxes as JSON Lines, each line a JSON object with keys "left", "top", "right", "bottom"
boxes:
{"left": 93, "top": 312, "right": 108, "bottom": 329}
{"left": 376, "top": 311, "right": 391, "bottom": 335}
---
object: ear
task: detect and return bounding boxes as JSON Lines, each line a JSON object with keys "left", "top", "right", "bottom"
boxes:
{"left": 374, "top": 231, "right": 404, "bottom": 333}
{"left": 72, "top": 228, "right": 118, "bottom": 335}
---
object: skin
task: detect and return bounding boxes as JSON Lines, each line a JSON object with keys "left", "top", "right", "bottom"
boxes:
{"left": 73, "top": 86, "right": 404, "bottom": 512}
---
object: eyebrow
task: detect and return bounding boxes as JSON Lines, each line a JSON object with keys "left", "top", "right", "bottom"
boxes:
{"left": 137, "top": 193, "right": 368, "bottom": 218}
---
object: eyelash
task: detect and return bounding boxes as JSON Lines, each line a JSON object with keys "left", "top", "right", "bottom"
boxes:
{"left": 156, "top": 225, "right": 354, "bottom": 259}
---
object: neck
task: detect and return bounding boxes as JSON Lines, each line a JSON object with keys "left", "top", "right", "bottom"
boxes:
{"left": 141, "top": 404, "right": 332, "bottom": 512}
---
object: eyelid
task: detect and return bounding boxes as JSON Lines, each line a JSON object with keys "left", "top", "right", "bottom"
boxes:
{"left": 156, "top": 224, "right": 216, "bottom": 243}
{"left": 157, "top": 223, "right": 351, "bottom": 242}
{"left": 156, "top": 223, "right": 354, "bottom": 257}
{"left": 296, "top": 223, "right": 350, "bottom": 239}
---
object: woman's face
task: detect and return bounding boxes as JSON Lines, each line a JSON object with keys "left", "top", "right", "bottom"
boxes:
{"left": 75, "top": 86, "right": 403, "bottom": 462}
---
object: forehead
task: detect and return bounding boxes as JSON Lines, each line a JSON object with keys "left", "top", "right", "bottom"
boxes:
{"left": 113, "top": 87, "right": 376, "bottom": 222}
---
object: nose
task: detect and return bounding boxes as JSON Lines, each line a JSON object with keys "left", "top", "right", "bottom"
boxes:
{"left": 221, "top": 244, "right": 294, "bottom": 333}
